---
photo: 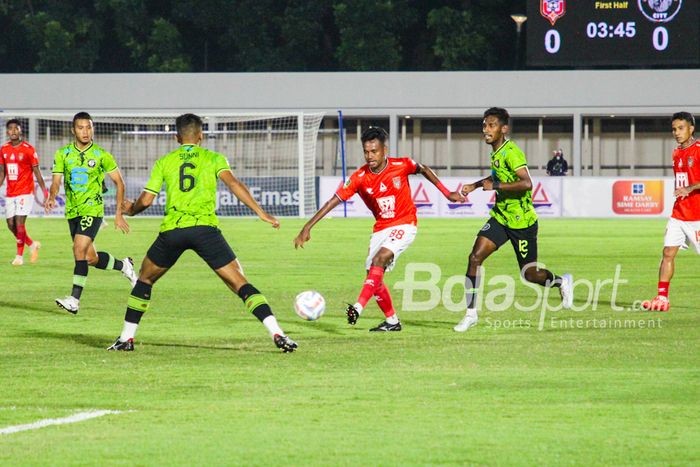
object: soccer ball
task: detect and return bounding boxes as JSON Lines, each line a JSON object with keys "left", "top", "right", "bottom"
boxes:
{"left": 294, "top": 291, "right": 325, "bottom": 321}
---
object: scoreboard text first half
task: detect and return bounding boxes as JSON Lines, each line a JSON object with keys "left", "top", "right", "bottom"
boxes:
{"left": 527, "top": 1, "right": 700, "bottom": 67}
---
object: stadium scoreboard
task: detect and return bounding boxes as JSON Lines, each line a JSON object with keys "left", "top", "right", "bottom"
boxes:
{"left": 527, "top": 1, "right": 700, "bottom": 67}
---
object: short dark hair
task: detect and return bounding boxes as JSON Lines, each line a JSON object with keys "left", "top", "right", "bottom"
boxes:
{"left": 672, "top": 111, "right": 695, "bottom": 127}
{"left": 483, "top": 107, "right": 510, "bottom": 126}
{"left": 72, "top": 111, "right": 92, "bottom": 127}
{"left": 176, "top": 113, "right": 203, "bottom": 137}
{"left": 361, "top": 126, "right": 389, "bottom": 145}
{"left": 5, "top": 119, "right": 20, "bottom": 129}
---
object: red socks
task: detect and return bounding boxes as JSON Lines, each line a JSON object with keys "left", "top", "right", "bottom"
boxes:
{"left": 357, "top": 266, "right": 385, "bottom": 309}
{"left": 374, "top": 283, "right": 396, "bottom": 318}
{"left": 657, "top": 281, "right": 670, "bottom": 298}
{"left": 15, "top": 224, "right": 28, "bottom": 256}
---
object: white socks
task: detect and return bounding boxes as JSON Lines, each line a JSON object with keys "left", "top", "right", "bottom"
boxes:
{"left": 263, "top": 315, "right": 284, "bottom": 337}
{"left": 120, "top": 322, "right": 138, "bottom": 342}
{"left": 385, "top": 314, "right": 399, "bottom": 325}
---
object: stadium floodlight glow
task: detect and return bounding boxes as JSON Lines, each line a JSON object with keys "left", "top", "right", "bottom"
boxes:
{"left": 510, "top": 14, "right": 527, "bottom": 32}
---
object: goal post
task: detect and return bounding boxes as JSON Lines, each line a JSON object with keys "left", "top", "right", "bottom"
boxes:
{"left": 2, "top": 112, "right": 324, "bottom": 218}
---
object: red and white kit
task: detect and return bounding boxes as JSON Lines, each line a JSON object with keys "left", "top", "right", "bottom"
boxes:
{"left": 1, "top": 141, "right": 40, "bottom": 218}
{"left": 336, "top": 157, "right": 419, "bottom": 271}
{"left": 665, "top": 140, "right": 700, "bottom": 253}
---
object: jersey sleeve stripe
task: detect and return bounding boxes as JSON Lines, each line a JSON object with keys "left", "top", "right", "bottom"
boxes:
{"left": 216, "top": 168, "right": 230, "bottom": 177}
{"left": 143, "top": 187, "right": 160, "bottom": 195}
{"left": 512, "top": 164, "right": 527, "bottom": 171}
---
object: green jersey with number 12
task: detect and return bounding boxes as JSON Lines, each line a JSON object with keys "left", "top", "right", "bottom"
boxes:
{"left": 489, "top": 140, "right": 538, "bottom": 229}
{"left": 144, "top": 144, "right": 231, "bottom": 232}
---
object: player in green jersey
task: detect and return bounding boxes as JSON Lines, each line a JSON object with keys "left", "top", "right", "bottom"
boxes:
{"left": 454, "top": 107, "right": 573, "bottom": 332}
{"left": 107, "top": 113, "right": 297, "bottom": 353}
{"left": 46, "top": 112, "right": 137, "bottom": 314}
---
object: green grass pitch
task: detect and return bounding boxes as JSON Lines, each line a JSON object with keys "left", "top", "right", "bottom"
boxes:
{"left": 0, "top": 217, "right": 698, "bottom": 465}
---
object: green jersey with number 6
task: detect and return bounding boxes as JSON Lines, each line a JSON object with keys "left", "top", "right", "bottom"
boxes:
{"left": 52, "top": 142, "right": 118, "bottom": 218}
{"left": 144, "top": 144, "right": 231, "bottom": 232}
{"left": 489, "top": 140, "right": 538, "bottom": 229}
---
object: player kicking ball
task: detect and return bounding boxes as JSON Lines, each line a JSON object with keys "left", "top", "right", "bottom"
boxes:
{"left": 294, "top": 126, "right": 465, "bottom": 331}
{"left": 642, "top": 112, "right": 700, "bottom": 312}
{"left": 108, "top": 113, "right": 296, "bottom": 353}
{"left": 454, "top": 107, "right": 573, "bottom": 332}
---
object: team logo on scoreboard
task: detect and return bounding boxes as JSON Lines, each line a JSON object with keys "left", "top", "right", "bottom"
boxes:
{"left": 540, "top": 0, "right": 566, "bottom": 26}
{"left": 638, "top": 0, "right": 683, "bottom": 23}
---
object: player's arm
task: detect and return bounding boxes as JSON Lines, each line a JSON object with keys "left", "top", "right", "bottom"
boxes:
{"left": 106, "top": 169, "right": 130, "bottom": 234}
{"left": 482, "top": 167, "right": 532, "bottom": 192}
{"left": 124, "top": 190, "right": 156, "bottom": 216}
{"left": 674, "top": 182, "right": 700, "bottom": 199}
{"left": 0, "top": 164, "right": 5, "bottom": 187}
{"left": 461, "top": 176, "right": 492, "bottom": 195}
{"left": 31, "top": 165, "right": 49, "bottom": 200}
{"left": 294, "top": 196, "right": 342, "bottom": 249}
{"left": 219, "top": 170, "right": 280, "bottom": 228}
{"left": 416, "top": 163, "right": 465, "bottom": 202}
{"left": 45, "top": 173, "right": 63, "bottom": 213}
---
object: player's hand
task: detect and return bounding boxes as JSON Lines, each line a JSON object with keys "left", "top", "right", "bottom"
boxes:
{"left": 260, "top": 212, "right": 280, "bottom": 229}
{"left": 447, "top": 191, "right": 466, "bottom": 203}
{"left": 461, "top": 184, "right": 476, "bottom": 195}
{"left": 122, "top": 199, "right": 134, "bottom": 216}
{"left": 40, "top": 188, "right": 49, "bottom": 207}
{"left": 294, "top": 228, "right": 311, "bottom": 249}
{"left": 674, "top": 187, "right": 691, "bottom": 199}
{"left": 114, "top": 213, "right": 130, "bottom": 234}
{"left": 482, "top": 179, "right": 494, "bottom": 191}
{"left": 44, "top": 197, "right": 56, "bottom": 213}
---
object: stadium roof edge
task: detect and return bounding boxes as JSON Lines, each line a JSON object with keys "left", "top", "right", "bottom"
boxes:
{"left": 1, "top": 70, "right": 699, "bottom": 116}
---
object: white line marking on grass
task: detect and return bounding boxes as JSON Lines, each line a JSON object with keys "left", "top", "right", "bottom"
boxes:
{"left": 0, "top": 410, "right": 124, "bottom": 435}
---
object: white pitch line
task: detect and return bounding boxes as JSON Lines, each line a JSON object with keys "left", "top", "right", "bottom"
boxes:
{"left": 0, "top": 410, "right": 124, "bottom": 435}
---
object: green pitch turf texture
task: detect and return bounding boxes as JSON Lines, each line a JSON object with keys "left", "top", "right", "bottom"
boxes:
{"left": 1, "top": 217, "right": 698, "bottom": 465}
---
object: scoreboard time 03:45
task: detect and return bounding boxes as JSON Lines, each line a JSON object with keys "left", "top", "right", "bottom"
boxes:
{"left": 527, "top": 1, "right": 700, "bottom": 67}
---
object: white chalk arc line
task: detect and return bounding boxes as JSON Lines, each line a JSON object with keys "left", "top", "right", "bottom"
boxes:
{"left": 0, "top": 410, "right": 125, "bottom": 435}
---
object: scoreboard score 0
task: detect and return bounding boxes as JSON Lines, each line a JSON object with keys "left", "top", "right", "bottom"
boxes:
{"left": 526, "top": 1, "right": 700, "bottom": 67}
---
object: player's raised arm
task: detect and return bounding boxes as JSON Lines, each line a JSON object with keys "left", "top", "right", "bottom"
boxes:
{"left": 294, "top": 195, "right": 342, "bottom": 249}
{"left": 219, "top": 170, "right": 279, "bottom": 228}
{"left": 45, "top": 173, "right": 62, "bottom": 213}
{"left": 416, "top": 163, "right": 465, "bottom": 202}
{"left": 106, "top": 168, "right": 130, "bottom": 234}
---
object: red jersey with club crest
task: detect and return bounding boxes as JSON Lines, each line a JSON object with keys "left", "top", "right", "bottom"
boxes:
{"left": 1, "top": 141, "right": 40, "bottom": 197}
{"left": 672, "top": 140, "right": 700, "bottom": 221}
{"left": 336, "top": 157, "right": 419, "bottom": 232}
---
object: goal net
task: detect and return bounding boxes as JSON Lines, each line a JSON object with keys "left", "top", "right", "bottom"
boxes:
{"left": 2, "top": 113, "right": 324, "bottom": 217}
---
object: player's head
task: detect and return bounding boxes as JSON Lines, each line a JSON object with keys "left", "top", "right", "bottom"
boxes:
{"left": 361, "top": 126, "right": 389, "bottom": 171}
{"left": 71, "top": 111, "right": 94, "bottom": 145}
{"left": 671, "top": 111, "right": 695, "bottom": 146}
{"left": 175, "top": 113, "right": 204, "bottom": 144}
{"left": 5, "top": 119, "right": 22, "bottom": 143}
{"left": 553, "top": 148, "right": 563, "bottom": 158}
{"left": 482, "top": 107, "right": 510, "bottom": 146}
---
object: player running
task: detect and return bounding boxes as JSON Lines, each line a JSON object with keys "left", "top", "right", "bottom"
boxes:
{"left": 107, "top": 113, "right": 297, "bottom": 353}
{"left": 45, "top": 112, "right": 137, "bottom": 314}
{"left": 0, "top": 119, "right": 48, "bottom": 265}
{"left": 294, "top": 126, "right": 465, "bottom": 331}
{"left": 454, "top": 107, "right": 573, "bottom": 332}
{"left": 641, "top": 112, "right": 700, "bottom": 312}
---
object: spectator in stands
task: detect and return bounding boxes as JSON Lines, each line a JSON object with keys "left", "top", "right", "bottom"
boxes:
{"left": 546, "top": 148, "right": 568, "bottom": 176}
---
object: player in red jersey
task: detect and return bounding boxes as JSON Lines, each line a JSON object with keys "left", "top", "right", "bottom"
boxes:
{"left": 642, "top": 112, "right": 700, "bottom": 311}
{"left": 294, "top": 126, "right": 465, "bottom": 331}
{"left": 0, "top": 119, "right": 49, "bottom": 265}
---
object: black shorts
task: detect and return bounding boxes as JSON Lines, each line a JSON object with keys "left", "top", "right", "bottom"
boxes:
{"left": 147, "top": 225, "right": 236, "bottom": 270}
{"left": 477, "top": 217, "right": 538, "bottom": 269}
{"left": 68, "top": 216, "right": 103, "bottom": 240}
